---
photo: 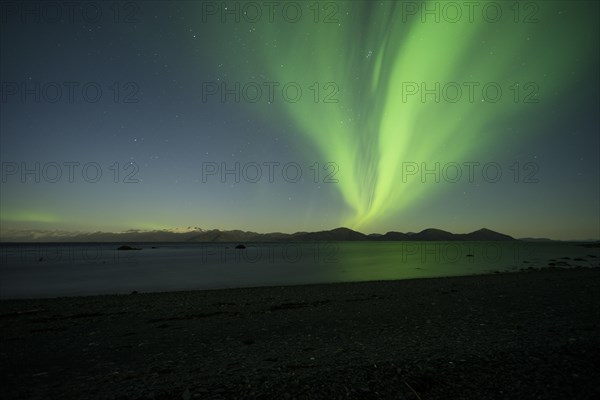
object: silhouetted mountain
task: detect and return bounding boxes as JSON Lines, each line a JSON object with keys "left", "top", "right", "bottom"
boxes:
{"left": 462, "top": 228, "right": 517, "bottom": 241}
{"left": 1, "top": 227, "right": 518, "bottom": 242}
{"left": 376, "top": 231, "right": 410, "bottom": 241}
{"left": 291, "top": 227, "right": 368, "bottom": 241}
{"left": 412, "top": 228, "right": 456, "bottom": 241}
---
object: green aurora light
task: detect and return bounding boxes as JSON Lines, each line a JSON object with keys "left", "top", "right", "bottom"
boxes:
{"left": 224, "top": 0, "right": 595, "bottom": 230}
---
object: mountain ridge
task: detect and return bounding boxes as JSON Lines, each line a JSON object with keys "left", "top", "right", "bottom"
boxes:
{"left": 0, "top": 227, "right": 518, "bottom": 242}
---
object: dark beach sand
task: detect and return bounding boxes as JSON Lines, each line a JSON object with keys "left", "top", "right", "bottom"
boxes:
{"left": 2, "top": 269, "right": 600, "bottom": 400}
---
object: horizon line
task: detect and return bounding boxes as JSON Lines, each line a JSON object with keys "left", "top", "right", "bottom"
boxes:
{"left": 1, "top": 226, "right": 599, "bottom": 243}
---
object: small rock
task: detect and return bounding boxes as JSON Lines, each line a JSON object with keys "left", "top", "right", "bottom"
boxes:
{"left": 117, "top": 245, "right": 140, "bottom": 251}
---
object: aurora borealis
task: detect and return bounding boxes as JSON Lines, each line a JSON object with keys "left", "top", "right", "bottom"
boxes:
{"left": 253, "top": 1, "right": 596, "bottom": 229}
{"left": 1, "top": 1, "right": 599, "bottom": 240}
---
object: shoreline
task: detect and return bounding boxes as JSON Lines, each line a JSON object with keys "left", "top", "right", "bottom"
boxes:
{"left": 2, "top": 268, "right": 600, "bottom": 399}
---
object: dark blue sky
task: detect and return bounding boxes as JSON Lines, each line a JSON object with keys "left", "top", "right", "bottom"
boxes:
{"left": 1, "top": 1, "right": 598, "bottom": 240}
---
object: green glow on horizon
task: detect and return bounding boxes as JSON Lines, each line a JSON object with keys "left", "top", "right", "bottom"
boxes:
{"left": 244, "top": 1, "right": 593, "bottom": 230}
{"left": 0, "top": 210, "right": 177, "bottom": 233}
{"left": 2, "top": 211, "right": 59, "bottom": 224}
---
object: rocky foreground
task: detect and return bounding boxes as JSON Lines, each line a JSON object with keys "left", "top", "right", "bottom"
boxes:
{"left": 1, "top": 269, "right": 600, "bottom": 399}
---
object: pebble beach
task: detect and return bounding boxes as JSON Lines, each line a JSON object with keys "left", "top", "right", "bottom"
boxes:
{"left": 2, "top": 268, "right": 599, "bottom": 399}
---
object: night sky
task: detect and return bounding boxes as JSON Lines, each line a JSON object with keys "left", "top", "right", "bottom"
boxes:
{"left": 1, "top": 1, "right": 598, "bottom": 240}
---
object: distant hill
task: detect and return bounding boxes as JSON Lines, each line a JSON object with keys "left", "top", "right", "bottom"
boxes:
{"left": 375, "top": 231, "right": 409, "bottom": 241}
{"left": 1, "top": 227, "right": 518, "bottom": 242}
{"left": 290, "top": 227, "right": 368, "bottom": 241}
{"left": 461, "top": 228, "right": 517, "bottom": 241}
{"left": 411, "top": 228, "right": 456, "bottom": 241}
{"left": 518, "top": 237, "right": 555, "bottom": 242}
{"left": 372, "top": 228, "right": 516, "bottom": 242}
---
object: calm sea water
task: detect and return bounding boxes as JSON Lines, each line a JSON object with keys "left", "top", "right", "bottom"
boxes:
{"left": 0, "top": 242, "right": 598, "bottom": 298}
